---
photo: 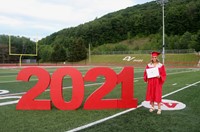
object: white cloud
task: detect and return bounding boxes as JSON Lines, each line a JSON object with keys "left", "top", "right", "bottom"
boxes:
{"left": 0, "top": 16, "right": 24, "bottom": 27}
{"left": 0, "top": 0, "right": 153, "bottom": 39}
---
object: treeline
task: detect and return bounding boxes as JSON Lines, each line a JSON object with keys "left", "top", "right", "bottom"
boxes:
{"left": 0, "top": 35, "right": 87, "bottom": 63}
{"left": 138, "top": 31, "right": 200, "bottom": 51}
{"left": 0, "top": 35, "right": 36, "bottom": 55}
{"left": 92, "top": 31, "right": 200, "bottom": 53}
{"left": 1, "top": 0, "right": 200, "bottom": 63}
{"left": 0, "top": 35, "right": 37, "bottom": 63}
{"left": 39, "top": 37, "right": 87, "bottom": 62}
{"left": 39, "top": 0, "right": 200, "bottom": 52}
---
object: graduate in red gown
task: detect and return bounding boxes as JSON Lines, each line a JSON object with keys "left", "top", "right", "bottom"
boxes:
{"left": 143, "top": 52, "right": 166, "bottom": 114}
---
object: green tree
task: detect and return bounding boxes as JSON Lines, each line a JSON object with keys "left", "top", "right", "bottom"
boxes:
{"left": 39, "top": 45, "right": 52, "bottom": 62}
{"left": 38, "top": 0, "right": 200, "bottom": 50}
{"left": 178, "top": 31, "right": 192, "bottom": 49}
{"left": 51, "top": 44, "right": 66, "bottom": 63}
{"left": 113, "top": 44, "right": 128, "bottom": 51}
{"left": 195, "top": 30, "right": 200, "bottom": 51}
{"left": 66, "top": 38, "right": 87, "bottom": 62}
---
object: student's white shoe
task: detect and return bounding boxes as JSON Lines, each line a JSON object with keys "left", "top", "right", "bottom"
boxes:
{"left": 157, "top": 109, "right": 161, "bottom": 114}
{"left": 149, "top": 107, "right": 155, "bottom": 112}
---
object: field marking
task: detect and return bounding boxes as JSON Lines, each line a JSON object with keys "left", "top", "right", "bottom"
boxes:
{"left": 162, "top": 81, "right": 200, "bottom": 98}
{"left": 0, "top": 82, "right": 104, "bottom": 97}
{"left": 0, "top": 67, "right": 123, "bottom": 84}
{"left": 0, "top": 76, "right": 143, "bottom": 97}
{"left": 0, "top": 69, "right": 199, "bottom": 96}
{"left": 0, "top": 75, "right": 17, "bottom": 78}
{"left": 66, "top": 80, "right": 200, "bottom": 132}
{"left": 0, "top": 90, "right": 9, "bottom": 95}
{"left": 0, "top": 96, "right": 21, "bottom": 106}
{"left": 0, "top": 68, "right": 198, "bottom": 84}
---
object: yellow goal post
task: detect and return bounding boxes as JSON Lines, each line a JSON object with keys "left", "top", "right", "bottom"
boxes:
{"left": 9, "top": 35, "right": 38, "bottom": 66}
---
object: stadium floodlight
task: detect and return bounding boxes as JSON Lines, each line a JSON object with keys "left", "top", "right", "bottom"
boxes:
{"left": 156, "top": 0, "right": 168, "bottom": 65}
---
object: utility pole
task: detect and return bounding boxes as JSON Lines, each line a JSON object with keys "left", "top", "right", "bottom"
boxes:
{"left": 156, "top": 0, "right": 168, "bottom": 64}
{"left": 88, "top": 43, "right": 91, "bottom": 64}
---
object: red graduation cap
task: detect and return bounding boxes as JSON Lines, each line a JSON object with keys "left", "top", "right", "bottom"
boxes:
{"left": 151, "top": 51, "right": 160, "bottom": 57}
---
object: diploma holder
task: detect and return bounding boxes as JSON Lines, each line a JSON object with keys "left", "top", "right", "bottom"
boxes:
{"left": 146, "top": 67, "right": 160, "bottom": 78}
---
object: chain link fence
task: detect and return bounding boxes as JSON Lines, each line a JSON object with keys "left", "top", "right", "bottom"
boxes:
{"left": 91, "top": 49, "right": 196, "bottom": 55}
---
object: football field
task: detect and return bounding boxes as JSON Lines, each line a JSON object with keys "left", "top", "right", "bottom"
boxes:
{"left": 0, "top": 66, "right": 200, "bottom": 132}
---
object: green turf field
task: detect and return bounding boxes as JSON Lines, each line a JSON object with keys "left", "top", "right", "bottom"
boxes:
{"left": 0, "top": 66, "right": 200, "bottom": 132}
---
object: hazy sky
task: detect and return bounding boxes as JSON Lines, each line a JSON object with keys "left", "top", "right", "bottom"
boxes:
{"left": 0, "top": 0, "right": 153, "bottom": 41}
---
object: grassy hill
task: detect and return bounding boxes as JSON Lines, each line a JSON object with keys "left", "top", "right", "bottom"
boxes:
{"left": 68, "top": 52, "right": 199, "bottom": 68}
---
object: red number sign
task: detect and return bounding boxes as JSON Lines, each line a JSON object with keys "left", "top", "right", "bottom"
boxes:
{"left": 16, "top": 67, "right": 138, "bottom": 110}
{"left": 16, "top": 67, "right": 51, "bottom": 110}
{"left": 50, "top": 67, "right": 84, "bottom": 110}
{"left": 84, "top": 67, "right": 137, "bottom": 109}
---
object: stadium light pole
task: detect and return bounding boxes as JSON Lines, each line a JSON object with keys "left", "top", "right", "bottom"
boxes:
{"left": 156, "top": 0, "right": 168, "bottom": 65}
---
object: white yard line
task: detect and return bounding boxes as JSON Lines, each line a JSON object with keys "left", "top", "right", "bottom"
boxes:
{"left": 172, "top": 83, "right": 177, "bottom": 86}
{"left": 0, "top": 68, "right": 198, "bottom": 84}
{"left": 0, "top": 82, "right": 104, "bottom": 97}
{"left": 0, "top": 76, "right": 143, "bottom": 97}
{"left": 66, "top": 80, "right": 200, "bottom": 132}
{"left": 67, "top": 105, "right": 143, "bottom": 132}
{"left": 162, "top": 81, "right": 200, "bottom": 98}
{"left": 0, "top": 69, "right": 199, "bottom": 96}
{"left": 0, "top": 75, "right": 17, "bottom": 78}
{"left": 0, "top": 67, "right": 123, "bottom": 84}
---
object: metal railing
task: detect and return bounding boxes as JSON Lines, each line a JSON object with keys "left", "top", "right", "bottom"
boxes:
{"left": 91, "top": 49, "right": 196, "bottom": 55}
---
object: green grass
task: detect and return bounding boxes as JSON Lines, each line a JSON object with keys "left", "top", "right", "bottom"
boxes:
{"left": 90, "top": 53, "right": 200, "bottom": 67}
{"left": 83, "top": 83, "right": 200, "bottom": 132}
{"left": 0, "top": 66, "right": 200, "bottom": 132}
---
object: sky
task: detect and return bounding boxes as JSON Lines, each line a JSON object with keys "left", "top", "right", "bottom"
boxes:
{"left": 0, "top": 0, "right": 153, "bottom": 41}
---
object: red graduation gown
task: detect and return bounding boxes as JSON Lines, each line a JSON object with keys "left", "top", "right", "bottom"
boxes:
{"left": 143, "top": 63, "right": 166, "bottom": 103}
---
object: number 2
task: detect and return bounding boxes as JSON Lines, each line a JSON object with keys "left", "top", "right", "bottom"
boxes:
{"left": 84, "top": 67, "right": 137, "bottom": 110}
{"left": 16, "top": 67, "right": 51, "bottom": 110}
{"left": 84, "top": 67, "right": 118, "bottom": 109}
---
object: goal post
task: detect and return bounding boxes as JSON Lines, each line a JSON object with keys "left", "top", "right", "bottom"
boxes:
{"left": 9, "top": 35, "right": 38, "bottom": 66}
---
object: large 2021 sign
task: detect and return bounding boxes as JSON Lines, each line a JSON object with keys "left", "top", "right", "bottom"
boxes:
{"left": 16, "top": 67, "right": 138, "bottom": 110}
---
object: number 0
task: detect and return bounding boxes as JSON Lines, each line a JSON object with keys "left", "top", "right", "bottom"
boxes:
{"left": 50, "top": 67, "right": 84, "bottom": 110}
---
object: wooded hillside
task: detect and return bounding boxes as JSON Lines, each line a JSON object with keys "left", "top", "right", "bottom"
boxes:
{"left": 38, "top": 0, "right": 200, "bottom": 51}
{"left": 1, "top": 0, "right": 200, "bottom": 63}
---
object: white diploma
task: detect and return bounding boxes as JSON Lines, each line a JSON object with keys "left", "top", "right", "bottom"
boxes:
{"left": 146, "top": 67, "right": 160, "bottom": 78}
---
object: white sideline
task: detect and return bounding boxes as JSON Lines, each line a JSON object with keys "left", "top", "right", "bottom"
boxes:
{"left": 66, "top": 80, "right": 200, "bottom": 132}
{"left": 162, "top": 81, "right": 200, "bottom": 98}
